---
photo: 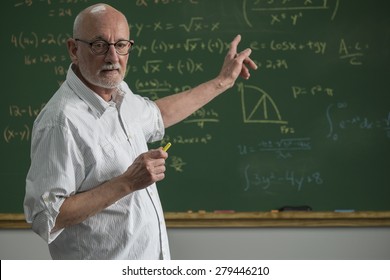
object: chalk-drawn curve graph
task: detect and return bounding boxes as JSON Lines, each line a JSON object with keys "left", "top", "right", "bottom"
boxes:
{"left": 237, "top": 83, "right": 287, "bottom": 124}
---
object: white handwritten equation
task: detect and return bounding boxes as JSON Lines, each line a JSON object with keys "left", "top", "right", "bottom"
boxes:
{"left": 238, "top": 137, "right": 319, "bottom": 194}
{"left": 3, "top": 124, "right": 31, "bottom": 143}
{"left": 243, "top": 0, "right": 340, "bottom": 27}
{"left": 131, "top": 17, "right": 220, "bottom": 37}
{"left": 242, "top": 164, "right": 323, "bottom": 193}
{"left": 138, "top": 58, "right": 204, "bottom": 75}
{"left": 14, "top": 35, "right": 369, "bottom": 72}
{"left": 11, "top": 32, "right": 70, "bottom": 49}
{"left": 14, "top": 0, "right": 86, "bottom": 17}
{"left": 238, "top": 137, "right": 312, "bottom": 157}
{"left": 3, "top": 104, "right": 44, "bottom": 143}
{"left": 326, "top": 103, "right": 390, "bottom": 141}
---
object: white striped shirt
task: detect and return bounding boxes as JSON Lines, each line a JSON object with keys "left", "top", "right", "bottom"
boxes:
{"left": 24, "top": 65, "right": 170, "bottom": 260}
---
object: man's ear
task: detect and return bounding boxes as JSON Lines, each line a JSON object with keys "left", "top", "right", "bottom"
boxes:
{"left": 67, "top": 38, "right": 78, "bottom": 64}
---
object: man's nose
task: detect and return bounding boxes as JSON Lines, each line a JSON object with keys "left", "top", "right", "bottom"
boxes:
{"left": 104, "top": 45, "right": 120, "bottom": 63}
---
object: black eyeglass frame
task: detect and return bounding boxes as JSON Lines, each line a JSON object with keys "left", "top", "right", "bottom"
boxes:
{"left": 75, "top": 38, "right": 134, "bottom": 55}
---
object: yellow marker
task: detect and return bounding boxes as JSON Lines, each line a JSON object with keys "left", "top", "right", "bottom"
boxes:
{"left": 162, "top": 142, "right": 172, "bottom": 152}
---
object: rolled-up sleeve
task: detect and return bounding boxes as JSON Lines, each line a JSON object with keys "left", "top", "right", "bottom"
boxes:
{"left": 24, "top": 123, "right": 84, "bottom": 243}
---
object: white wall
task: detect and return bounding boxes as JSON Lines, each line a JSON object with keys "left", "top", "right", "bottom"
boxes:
{"left": 1, "top": 228, "right": 390, "bottom": 260}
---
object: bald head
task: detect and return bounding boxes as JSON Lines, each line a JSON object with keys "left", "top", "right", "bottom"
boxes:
{"left": 73, "top": 4, "right": 129, "bottom": 39}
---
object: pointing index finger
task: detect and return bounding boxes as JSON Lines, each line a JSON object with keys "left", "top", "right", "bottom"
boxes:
{"left": 229, "top": 34, "right": 242, "bottom": 58}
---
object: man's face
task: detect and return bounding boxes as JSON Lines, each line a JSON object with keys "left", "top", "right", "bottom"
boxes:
{"left": 75, "top": 14, "right": 130, "bottom": 92}
{"left": 77, "top": 41, "right": 128, "bottom": 90}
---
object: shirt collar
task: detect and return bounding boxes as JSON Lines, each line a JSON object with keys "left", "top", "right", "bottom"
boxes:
{"left": 66, "top": 64, "right": 126, "bottom": 118}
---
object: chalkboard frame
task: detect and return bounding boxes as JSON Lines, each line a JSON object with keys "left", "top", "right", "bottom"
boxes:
{"left": 1, "top": 211, "right": 390, "bottom": 229}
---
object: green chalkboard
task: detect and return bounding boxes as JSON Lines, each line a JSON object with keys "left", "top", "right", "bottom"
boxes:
{"left": 1, "top": 0, "right": 389, "bottom": 214}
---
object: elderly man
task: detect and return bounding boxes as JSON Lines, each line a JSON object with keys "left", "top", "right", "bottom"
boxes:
{"left": 24, "top": 3, "right": 257, "bottom": 259}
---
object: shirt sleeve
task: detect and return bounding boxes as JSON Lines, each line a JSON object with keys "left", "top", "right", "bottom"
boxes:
{"left": 120, "top": 83, "right": 165, "bottom": 143}
{"left": 142, "top": 99, "right": 165, "bottom": 143}
{"left": 24, "top": 123, "right": 85, "bottom": 243}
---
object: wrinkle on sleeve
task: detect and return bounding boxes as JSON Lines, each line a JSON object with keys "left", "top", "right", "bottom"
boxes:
{"left": 24, "top": 123, "right": 84, "bottom": 243}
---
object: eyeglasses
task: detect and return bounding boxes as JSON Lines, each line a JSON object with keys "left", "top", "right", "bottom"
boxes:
{"left": 75, "top": 38, "right": 134, "bottom": 55}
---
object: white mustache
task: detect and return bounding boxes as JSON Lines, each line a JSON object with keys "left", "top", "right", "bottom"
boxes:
{"left": 101, "top": 64, "right": 121, "bottom": 71}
